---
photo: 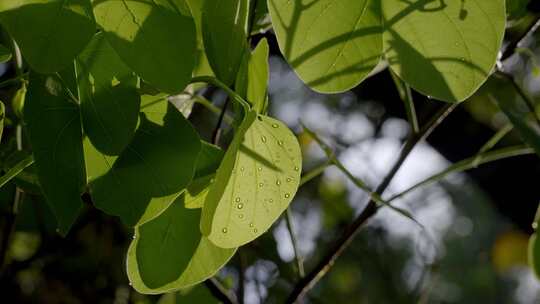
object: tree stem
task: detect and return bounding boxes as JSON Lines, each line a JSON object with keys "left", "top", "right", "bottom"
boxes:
{"left": 286, "top": 103, "right": 457, "bottom": 303}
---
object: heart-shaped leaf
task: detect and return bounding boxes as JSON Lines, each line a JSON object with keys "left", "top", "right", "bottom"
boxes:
{"left": 93, "top": 0, "right": 197, "bottom": 94}
{"left": 382, "top": 0, "right": 506, "bottom": 102}
{"left": 24, "top": 72, "right": 86, "bottom": 234}
{"left": 127, "top": 195, "right": 236, "bottom": 294}
{"left": 268, "top": 0, "right": 383, "bottom": 93}
{"left": 88, "top": 99, "right": 201, "bottom": 226}
{"left": 0, "top": 0, "right": 95, "bottom": 73}
{"left": 201, "top": 111, "right": 302, "bottom": 248}
{"left": 77, "top": 33, "right": 140, "bottom": 156}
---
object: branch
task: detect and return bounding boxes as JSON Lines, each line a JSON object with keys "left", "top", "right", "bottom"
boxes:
{"left": 286, "top": 103, "right": 457, "bottom": 303}
{"left": 386, "top": 145, "right": 533, "bottom": 203}
{"left": 285, "top": 208, "right": 305, "bottom": 278}
{"left": 205, "top": 278, "right": 238, "bottom": 304}
{"left": 500, "top": 15, "right": 540, "bottom": 62}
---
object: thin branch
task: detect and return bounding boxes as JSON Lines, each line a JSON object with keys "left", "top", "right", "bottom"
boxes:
{"left": 285, "top": 208, "right": 305, "bottom": 278}
{"left": 205, "top": 278, "right": 238, "bottom": 304}
{"left": 286, "top": 103, "right": 457, "bottom": 303}
{"left": 501, "top": 15, "right": 540, "bottom": 62}
{"left": 497, "top": 71, "right": 540, "bottom": 125}
{"left": 299, "top": 161, "right": 332, "bottom": 186}
{"left": 190, "top": 76, "right": 251, "bottom": 112}
{"left": 472, "top": 123, "right": 513, "bottom": 166}
{"left": 194, "top": 95, "right": 234, "bottom": 124}
{"left": 390, "top": 70, "right": 419, "bottom": 134}
{"left": 212, "top": 97, "right": 231, "bottom": 145}
{"left": 0, "top": 155, "right": 34, "bottom": 189}
{"left": 386, "top": 145, "right": 533, "bottom": 203}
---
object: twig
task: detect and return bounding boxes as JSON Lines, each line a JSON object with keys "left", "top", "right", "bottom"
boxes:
{"left": 0, "top": 155, "right": 34, "bottom": 188}
{"left": 212, "top": 97, "right": 230, "bottom": 145}
{"left": 501, "top": 15, "right": 540, "bottom": 62}
{"left": 390, "top": 70, "right": 419, "bottom": 134}
{"left": 496, "top": 71, "right": 540, "bottom": 125}
{"left": 286, "top": 103, "right": 457, "bottom": 303}
{"left": 285, "top": 208, "right": 305, "bottom": 278}
{"left": 205, "top": 278, "right": 238, "bottom": 304}
{"left": 386, "top": 145, "right": 533, "bottom": 203}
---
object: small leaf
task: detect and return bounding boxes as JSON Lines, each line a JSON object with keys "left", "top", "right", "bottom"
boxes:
{"left": 236, "top": 38, "right": 270, "bottom": 113}
{"left": 89, "top": 101, "right": 201, "bottom": 226}
{"left": 382, "top": 0, "right": 506, "bottom": 102}
{"left": 77, "top": 33, "right": 140, "bottom": 156}
{"left": 201, "top": 111, "right": 302, "bottom": 248}
{"left": 0, "top": 44, "right": 11, "bottom": 63}
{"left": 268, "top": 0, "right": 383, "bottom": 93}
{"left": 0, "top": 0, "right": 95, "bottom": 73}
{"left": 202, "top": 0, "right": 249, "bottom": 85}
{"left": 93, "top": 0, "right": 197, "bottom": 94}
{"left": 529, "top": 233, "right": 540, "bottom": 279}
{"left": 24, "top": 72, "right": 86, "bottom": 234}
{"left": 127, "top": 196, "right": 236, "bottom": 294}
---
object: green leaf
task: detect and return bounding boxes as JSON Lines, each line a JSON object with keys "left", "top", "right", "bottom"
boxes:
{"left": 184, "top": 142, "right": 224, "bottom": 209}
{"left": 236, "top": 38, "right": 270, "bottom": 114}
{"left": 268, "top": 0, "right": 383, "bottom": 93}
{"left": 89, "top": 103, "right": 201, "bottom": 226}
{"left": 486, "top": 75, "right": 540, "bottom": 157}
{"left": 0, "top": 100, "right": 4, "bottom": 142}
{"left": 382, "top": 0, "right": 506, "bottom": 102}
{"left": 77, "top": 33, "right": 140, "bottom": 156}
{"left": 202, "top": 0, "right": 249, "bottom": 85}
{"left": 24, "top": 73, "right": 86, "bottom": 234}
{"left": 93, "top": 0, "right": 197, "bottom": 94}
{"left": 529, "top": 233, "right": 540, "bottom": 279}
{"left": 0, "top": 155, "right": 34, "bottom": 189}
{"left": 127, "top": 196, "right": 236, "bottom": 294}
{"left": 157, "top": 285, "right": 219, "bottom": 304}
{"left": 201, "top": 111, "right": 302, "bottom": 248}
{"left": 0, "top": 44, "right": 11, "bottom": 63}
{"left": 0, "top": 0, "right": 95, "bottom": 73}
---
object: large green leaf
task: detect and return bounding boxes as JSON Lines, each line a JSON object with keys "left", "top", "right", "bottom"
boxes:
{"left": 0, "top": 44, "right": 11, "bottom": 63}
{"left": 157, "top": 285, "right": 219, "bottom": 304}
{"left": 24, "top": 73, "right": 86, "bottom": 234}
{"left": 382, "top": 0, "right": 506, "bottom": 102}
{"left": 486, "top": 75, "right": 540, "bottom": 157}
{"left": 88, "top": 101, "right": 201, "bottom": 226}
{"left": 202, "top": 0, "right": 249, "bottom": 85}
{"left": 77, "top": 33, "right": 140, "bottom": 156}
{"left": 268, "top": 0, "right": 383, "bottom": 93}
{"left": 0, "top": 0, "right": 95, "bottom": 73}
{"left": 236, "top": 38, "right": 269, "bottom": 113}
{"left": 127, "top": 195, "right": 236, "bottom": 294}
{"left": 93, "top": 0, "right": 197, "bottom": 94}
{"left": 201, "top": 110, "right": 302, "bottom": 248}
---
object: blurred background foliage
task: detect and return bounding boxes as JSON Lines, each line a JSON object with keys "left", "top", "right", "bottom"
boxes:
{"left": 0, "top": 0, "right": 540, "bottom": 303}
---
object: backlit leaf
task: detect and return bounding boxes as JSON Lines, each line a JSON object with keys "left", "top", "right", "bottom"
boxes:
{"left": 382, "top": 0, "right": 506, "bottom": 102}
{"left": 77, "top": 33, "right": 140, "bottom": 156}
{"left": 268, "top": 0, "right": 383, "bottom": 93}
{"left": 24, "top": 72, "right": 86, "bottom": 234}
{"left": 89, "top": 102, "right": 201, "bottom": 226}
{"left": 202, "top": 0, "right": 249, "bottom": 85}
{"left": 0, "top": 0, "right": 95, "bottom": 73}
{"left": 236, "top": 38, "right": 270, "bottom": 113}
{"left": 201, "top": 110, "right": 302, "bottom": 248}
{"left": 127, "top": 196, "right": 236, "bottom": 294}
{"left": 93, "top": 0, "right": 197, "bottom": 94}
